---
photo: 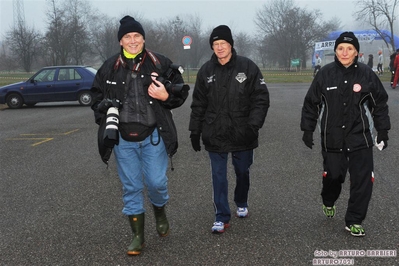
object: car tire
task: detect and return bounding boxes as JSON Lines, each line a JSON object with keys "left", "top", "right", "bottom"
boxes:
{"left": 78, "top": 91, "right": 93, "bottom": 106}
{"left": 6, "top": 93, "right": 24, "bottom": 109}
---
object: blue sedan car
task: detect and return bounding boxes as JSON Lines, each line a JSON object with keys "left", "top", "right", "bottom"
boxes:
{"left": 0, "top": 65, "right": 97, "bottom": 109}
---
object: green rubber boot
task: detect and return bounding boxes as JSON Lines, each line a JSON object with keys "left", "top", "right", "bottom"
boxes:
{"left": 127, "top": 213, "right": 145, "bottom": 255}
{"left": 153, "top": 205, "right": 170, "bottom": 237}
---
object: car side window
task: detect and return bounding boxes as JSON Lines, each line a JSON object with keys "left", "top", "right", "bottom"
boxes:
{"left": 58, "top": 69, "right": 67, "bottom": 81}
{"left": 70, "top": 69, "right": 82, "bottom": 80}
{"left": 35, "top": 69, "right": 56, "bottom": 82}
{"left": 58, "top": 68, "right": 82, "bottom": 81}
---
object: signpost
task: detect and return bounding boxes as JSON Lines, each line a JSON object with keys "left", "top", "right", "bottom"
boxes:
{"left": 182, "top": 36, "right": 192, "bottom": 82}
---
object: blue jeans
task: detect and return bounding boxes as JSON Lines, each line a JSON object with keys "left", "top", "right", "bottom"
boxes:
{"left": 113, "top": 129, "right": 169, "bottom": 215}
{"left": 209, "top": 150, "right": 254, "bottom": 223}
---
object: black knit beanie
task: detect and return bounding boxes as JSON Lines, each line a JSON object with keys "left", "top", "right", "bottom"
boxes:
{"left": 209, "top": 25, "right": 234, "bottom": 49}
{"left": 334, "top": 31, "right": 359, "bottom": 52}
{"left": 117, "top": 16, "right": 145, "bottom": 41}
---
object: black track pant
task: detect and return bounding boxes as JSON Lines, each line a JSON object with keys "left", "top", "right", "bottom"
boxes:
{"left": 321, "top": 147, "right": 374, "bottom": 226}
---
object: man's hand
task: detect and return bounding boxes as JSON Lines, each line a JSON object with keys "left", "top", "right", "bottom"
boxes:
{"left": 376, "top": 130, "right": 389, "bottom": 150}
{"left": 190, "top": 133, "right": 201, "bottom": 152}
{"left": 302, "top": 131, "right": 314, "bottom": 149}
{"left": 148, "top": 72, "right": 169, "bottom": 101}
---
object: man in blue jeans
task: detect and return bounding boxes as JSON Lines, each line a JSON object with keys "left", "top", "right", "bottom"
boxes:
{"left": 91, "top": 16, "right": 188, "bottom": 254}
{"left": 189, "top": 25, "right": 269, "bottom": 234}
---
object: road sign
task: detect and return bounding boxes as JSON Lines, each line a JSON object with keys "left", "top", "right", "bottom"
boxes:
{"left": 182, "top": 36, "right": 192, "bottom": 49}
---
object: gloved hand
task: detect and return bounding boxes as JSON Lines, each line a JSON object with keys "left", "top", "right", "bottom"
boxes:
{"left": 377, "top": 130, "right": 388, "bottom": 150}
{"left": 302, "top": 131, "right": 314, "bottom": 149}
{"left": 190, "top": 133, "right": 201, "bottom": 152}
{"left": 97, "top": 98, "right": 113, "bottom": 113}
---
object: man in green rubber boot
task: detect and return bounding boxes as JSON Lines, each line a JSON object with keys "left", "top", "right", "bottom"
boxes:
{"left": 91, "top": 15, "right": 188, "bottom": 255}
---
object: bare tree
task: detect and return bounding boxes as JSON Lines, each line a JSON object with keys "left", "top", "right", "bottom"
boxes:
{"left": 181, "top": 14, "right": 209, "bottom": 68}
{"left": 65, "top": 0, "right": 92, "bottom": 64}
{"left": 5, "top": 22, "right": 42, "bottom": 72}
{"left": 0, "top": 42, "right": 19, "bottom": 71}
{"left": 254, "top": 0, "right": 340, "bottom": 68}
{"left": 355, "top": 0, "right": 398, "bottom": 52}
{"left": 234, "top": 32, "right": 252, "bottom": 58}
{"left": 44, "top": 0, "right": 92, "bottom": 65}
{"left": 44, "top": 0, "right": 70, "bottom": 65}
{"left": 89, "top": 16, "right": 120, "bottom": 63}
{"left": 145, "top": 16, "right": 187, "bottom": 64}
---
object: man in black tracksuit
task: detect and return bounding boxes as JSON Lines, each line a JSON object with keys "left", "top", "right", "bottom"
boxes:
{"left": 301, "top": 32, "right": 390, "bottom": 237}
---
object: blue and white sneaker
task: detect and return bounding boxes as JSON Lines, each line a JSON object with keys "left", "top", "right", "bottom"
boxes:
{"left": 236, "top": 207, "right": 249, "bottom": 218}
{"left": 212, "top": 221, "right": 230, "bottom": 234}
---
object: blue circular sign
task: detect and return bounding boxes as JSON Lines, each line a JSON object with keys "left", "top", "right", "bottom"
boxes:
{"left": 182, "top": 36, "right": 192, "bottom": 46}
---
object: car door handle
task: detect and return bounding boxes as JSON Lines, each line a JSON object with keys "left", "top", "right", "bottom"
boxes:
{"left": 75, "top": 83, "right": 80, "bottom": 85}
{"left": 47, "top": 85, "right": 52, "bottom": 87}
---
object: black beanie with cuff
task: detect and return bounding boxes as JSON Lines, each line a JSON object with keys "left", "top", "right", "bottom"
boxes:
{"left": 209, "top": 25, "right": 234, "bottom": 49}
{"left": 118, "top": 16, "right": 145, "bottom": 41}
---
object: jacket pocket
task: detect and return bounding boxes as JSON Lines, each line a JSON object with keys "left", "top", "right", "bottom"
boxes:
{"left": 202, "top": 112, "right": 218, "bottom": 147}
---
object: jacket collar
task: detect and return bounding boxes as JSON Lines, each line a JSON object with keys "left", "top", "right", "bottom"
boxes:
{"left": 114, "top": 48, "right": 146, "bottom": 70}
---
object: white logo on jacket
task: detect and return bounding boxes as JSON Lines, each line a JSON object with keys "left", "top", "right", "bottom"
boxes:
{"left": 327, "top": 86, "right": 337, "bottom": 91}
{"left": 235, "top": 73, "right": 247, "bottom": 83}
{"left": 207, "top": 75, "right": 215, "bottom": 83}
{"left": 106, "top": 80, "right": 117, "bottom": 85}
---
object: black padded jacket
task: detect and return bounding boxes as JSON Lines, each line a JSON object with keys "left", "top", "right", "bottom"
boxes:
{"left": 91, "top": 49, "right": 188, "bottom": 163}
{"left": 301, "top": 56, "right": 390, "bottom": 153}
{"left": 189, "top": 49, "right": 270, "bottom": 153}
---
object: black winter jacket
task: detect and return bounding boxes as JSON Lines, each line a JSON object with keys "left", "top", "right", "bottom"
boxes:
{"left": 91, "top": 49, "right": 188, "bottom": 162}
{"left": 301, "top": 56, "right": 390, "bottom": 153}
{"left": 189, "top": 49, "right": 270, "bottom": 153}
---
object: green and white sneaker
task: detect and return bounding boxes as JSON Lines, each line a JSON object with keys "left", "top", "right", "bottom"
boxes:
{"left": 322, "top": 205, "right": 336, "bottom": 218}
{"left": 345, "top": 224, "right": 365, "bottom": 237}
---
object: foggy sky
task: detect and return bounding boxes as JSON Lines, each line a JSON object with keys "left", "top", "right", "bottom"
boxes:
{"left": 0, "top": 0, "right": 358, "bottom": 39}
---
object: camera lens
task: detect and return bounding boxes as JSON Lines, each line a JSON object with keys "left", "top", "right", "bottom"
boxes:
{"left": 104, "top": 107, "right": 119, "bottom": 147}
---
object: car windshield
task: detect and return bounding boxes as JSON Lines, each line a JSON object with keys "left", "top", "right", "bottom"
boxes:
{"left": 33, "top": 69, "right": 57, "bottom": 82}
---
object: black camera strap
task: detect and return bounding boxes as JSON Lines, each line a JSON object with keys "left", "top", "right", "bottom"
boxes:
{"left": 146, "top": 50, "right": 162, "bottom": 71}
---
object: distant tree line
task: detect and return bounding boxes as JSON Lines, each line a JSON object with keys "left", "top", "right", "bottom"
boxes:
{"left": 0, "top": 0, "right": 397, "bottom": 72}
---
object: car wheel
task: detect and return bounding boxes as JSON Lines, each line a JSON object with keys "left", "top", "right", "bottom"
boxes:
{"left": 78, "top": 91, "right": 92, "bottom": 106}
{"left": 6, "top": 93, "right": 24, "bottom": 109}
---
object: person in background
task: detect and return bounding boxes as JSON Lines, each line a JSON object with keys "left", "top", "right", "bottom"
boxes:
{"left": 313, "top": 54, "right": 322, "bottom": 77}
{"left": 189, "top": 25, "right": 270, "bottom": 234}
{"left": 358, "top": 53, "right": 364, "bottom": 63}
{"left": 377, "top": 50, "right": 383, "bottom": 75}
{"left": 389, "top": 49, "right": 398, "bottom": 88}
{"left": 392, "top": 50, "right": 399, "bottom": 89}
{"left": 301, "top": 32, "right": 390, "bottom": 237}
{"left": 367, "top": 54, "right": 373, "bottom": 68}
{"left": 90, "top": 15, "right": 188, "bottom": 255}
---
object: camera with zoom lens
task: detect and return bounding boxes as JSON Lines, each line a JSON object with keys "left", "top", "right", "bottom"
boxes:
{"left": 156, "top": 64, "right": 190, "bottom": 98}
{"left": 98, "top": 98, "right": 121, "bottom": 113}
{"left": 103, "top": 99, "right": 122, "bottom": 147}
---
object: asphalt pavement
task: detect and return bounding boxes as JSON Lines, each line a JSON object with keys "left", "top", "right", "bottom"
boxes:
{"left": 0, "top": 82, "right": 398, "bottom": 266}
